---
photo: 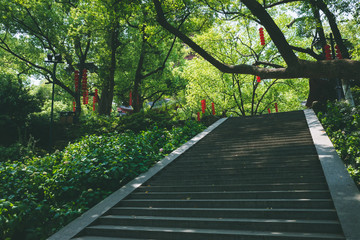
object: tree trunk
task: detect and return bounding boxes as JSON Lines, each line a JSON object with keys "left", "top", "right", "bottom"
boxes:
{"left": 98, "top": 25, "right": 118, "bottom": 115}
{"left": 132, "top": 36, "right": 147, "bottom": 113}
{"left": 306, "top": 78, "right": 337, "bottom": 107}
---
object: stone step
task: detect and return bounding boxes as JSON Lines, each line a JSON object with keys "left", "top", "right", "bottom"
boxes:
{"left": 160, "top": 168, "right": 323, "bottom": 177}
{"left": 154, "top": 170, "right": 324, "bottom": 179}
{"left": 166, "top": 159, "right": 322, "bottom": 169}
{"left": 138, "top": 183, "right": 329, "bottom": 192}
{"left": 129, "top": 190, "right": 331, "bottom": 200}
{"left": 81, "top": 225, "right": 345, "bottom": 240}
{"left": 166, "top": 156, "right": 320, "bottom": 164}
{"left": 147, "top": 175, "right": 326, "bottom": 185}
{"left": 95, "top": 215, "right": 342, "bottom": 234}
{"left": 118, "top": 199, "right": 334, "bottom": 209}
{"left": 180, "top": 148, "right": 318, "bottom": 158}
{"left": 108, "top": 207, "right": 339, "bottom": 220}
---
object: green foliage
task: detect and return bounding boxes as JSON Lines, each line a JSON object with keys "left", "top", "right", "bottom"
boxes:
{"left": 0, "top": 75, "right": 41, "bottom": 146}
{"left": 115, "top": 111, "right": 177, "bottom": 132}
{"left": 317, "top": 101, "right": 360, "bottom": 187}
{"left": 0, "top": 121, "right": 205, "bottom": 239}
{"left": 0, "top": 144, "right": 22, "bottom": 162}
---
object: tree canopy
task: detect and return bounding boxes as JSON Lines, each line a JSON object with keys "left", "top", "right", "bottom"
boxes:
{"left": 1, "top": 0, "right": 359, "bottom": 120}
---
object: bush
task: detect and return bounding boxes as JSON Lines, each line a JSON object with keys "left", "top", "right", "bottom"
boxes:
{"left": 0, "top": 144, "right": 22, "bottom": 162}
{"left": 0, "top": 120, "right": 206, "bottom": 240}
{"left": 317, "top": 101, "right": 360, "bottom": 188}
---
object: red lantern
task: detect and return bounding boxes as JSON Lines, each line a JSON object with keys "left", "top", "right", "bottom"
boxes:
{"left": 82, "top": 69, "right": 88, "bottom": 104}
{"left": 197, "top": 112, "right": 201, "bottom": 121}
{"left": 211, "top": 102, "right": 215, "bottom": 115}
{"left": 275, "top": 103, "right": 278, "bottom": 113}
{"left": 83, "top": 91, "right": 88, "bottom": 105}
{"left": 256, "top": 76, "right": 261, "bottom": 83}
{"left": 73, "top": 101, "right": 76, "bottom": 112}
{"left": 93, "top": 89, "right": 98, "bottom": 104}
{"left": 82, "top": 69, "right": 87, "bottom": 89}
{"left": 335, "top": 45, "right": 342, "bottom": 59}
{"left": 324, "top": 44, "right": 332, "bottom": 60}
{"left": 74, "top": 70, "right": 79, "bottom": 92}
{"left": 201, "top": 99, "right": 206, "bottom": 114}
{"left": 267, "top": 108, "right": 271, "bottom": 114}
{"left": 259, "top": 27, "right": 265, "bottom": 46}
{"left": 129, "top": 91, "right": 132, "bottom": 106}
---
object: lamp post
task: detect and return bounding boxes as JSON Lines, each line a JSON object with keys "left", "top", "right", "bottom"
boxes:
{"left": 45, "top": 53, "right": 63, "bottom": 149}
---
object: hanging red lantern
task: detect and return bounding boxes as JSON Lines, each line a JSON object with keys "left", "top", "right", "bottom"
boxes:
{"left": 86, "top": 90, "right": 89, "bottom": 104}
{"left": 275, "top": 103, "right": 278, "bottom": 113}
{"left": 83, "top": 91, "right": 87, "bottom": 105}
{"left": 73, "top": 101, "right": 76, "bottom": 112}
{"left": 335, "top": 45, "right": 342, "bottom": 59}
{"left": 197, "top": 112, "right": 201, "bottom": 121}
{"left": 129, "top": 91, "right": 132, "bottom": 106}
{"left": 267, "top": 108, "right": 271, "bottom": 114}
{"left": 82, "top": 69, "right": 88, "bottom": 105}
{"left": 211, "top": 102, "right": 215, "bottom": 115}
{"left": 82, "top": 69, "right": 87, "bottom": 90}
{"left": 201, "top": 99, "right": 206, "bottom": 114}
{"left": 259, "top": 27, "right": 265, "bottom": 46}
{"left": 74, "top": 70, "right": 79, "bottom": 92}
{"left": 256, "top": 76, "right": 261, "bottom": 83}
{"left": 324, "top": 44, "right": 332, "bottom": 60}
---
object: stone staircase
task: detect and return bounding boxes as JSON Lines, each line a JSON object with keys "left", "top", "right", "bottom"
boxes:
{"left": 52, "top": 111, "right": 354, "bottom": 240}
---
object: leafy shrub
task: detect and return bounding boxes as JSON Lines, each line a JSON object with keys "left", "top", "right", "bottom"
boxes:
{"left": 114, "top": 110, "right": 176, "bottom": 133}
{"left": 317, "top": 101, "right": 360, "bottom": 188}
{"left": 0, "top": 120, "right": 206, "bottom": 240}
{"left": 0, "top": 144, "right": 22, "bottom": 162}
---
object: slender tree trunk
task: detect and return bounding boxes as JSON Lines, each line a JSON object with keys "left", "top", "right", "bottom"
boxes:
{"left": 98, "top": 25, "right": 118, "bottom": 115}
{"left": 132, "top": 38, "right": 146, "bottom": 113}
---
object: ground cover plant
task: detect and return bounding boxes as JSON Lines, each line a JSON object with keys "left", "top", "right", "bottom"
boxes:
{"left": 317, "top": 101, "right": 360, "bottom": 188}
{"left": 0, "top": 120, "right": 206, "bottom": 240}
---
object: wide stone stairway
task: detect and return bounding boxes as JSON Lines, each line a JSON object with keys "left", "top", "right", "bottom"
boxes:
{"left": 50, "top": 110, "right": 360, "bottom": 240}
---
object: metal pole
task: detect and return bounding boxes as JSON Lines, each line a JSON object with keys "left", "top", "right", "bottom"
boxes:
{"left": 49, "top": 72, "right": 55, "bottom": 148}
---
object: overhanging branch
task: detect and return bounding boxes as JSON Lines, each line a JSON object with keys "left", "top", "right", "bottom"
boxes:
{"left": 152, "top": 0, "right": 360, "bottom": 80}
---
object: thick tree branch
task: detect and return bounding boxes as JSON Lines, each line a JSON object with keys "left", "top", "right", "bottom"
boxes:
{"left": 152, "top": 0, "right": 360, "bottom": 80}
{"left": 153, "top": 0, "right": 257, "bottom": 73}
